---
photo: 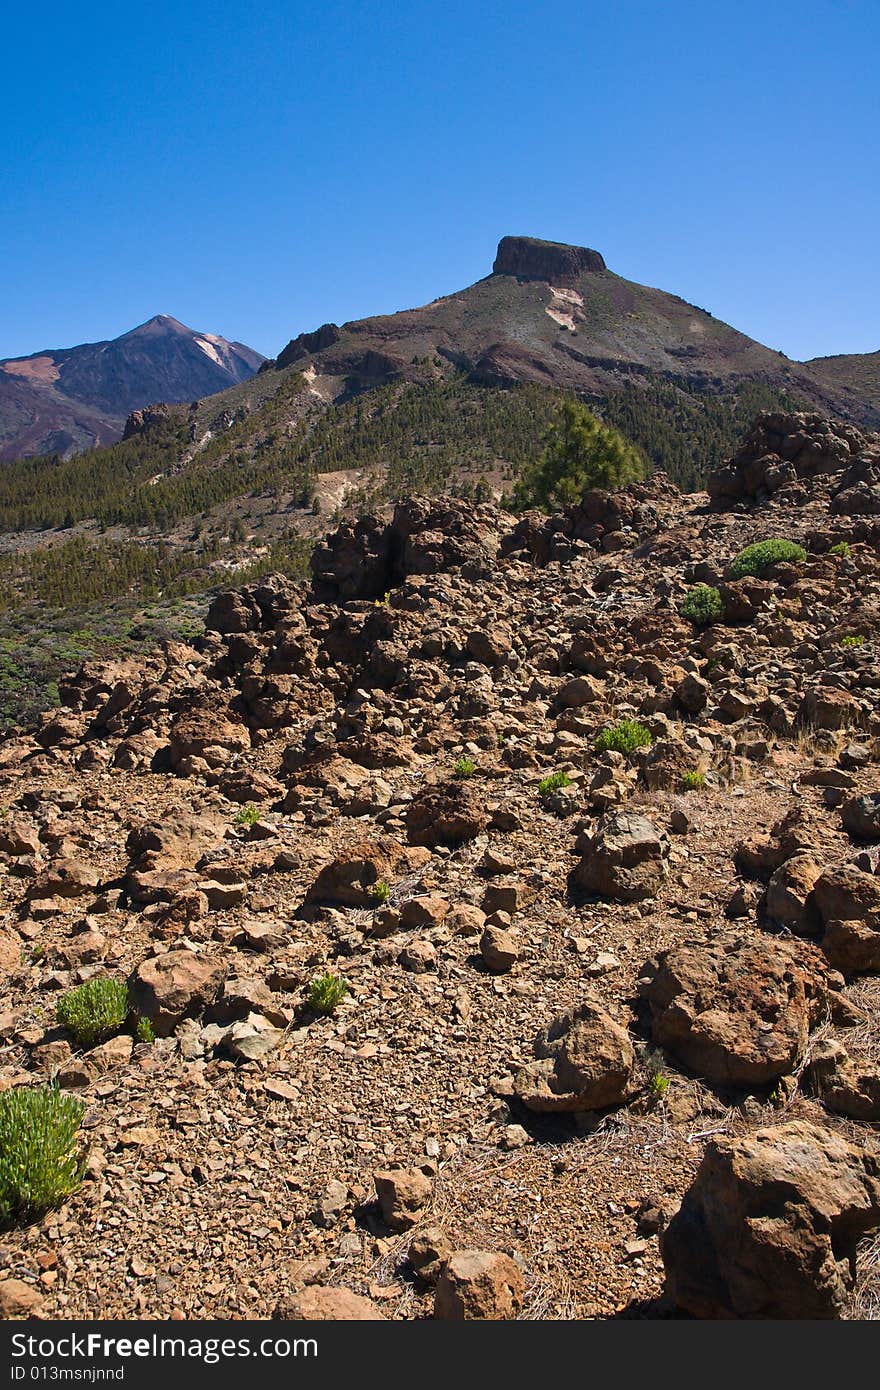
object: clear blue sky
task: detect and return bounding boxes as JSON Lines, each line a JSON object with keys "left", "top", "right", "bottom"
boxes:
{"left": 1, "top": 0, "right": 877, "bottom": 362}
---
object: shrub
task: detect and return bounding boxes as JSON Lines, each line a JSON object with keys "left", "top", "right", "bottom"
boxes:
{"left": 538, "top": 770, "right": 572, "bottom": 798}
{"left": 841, "top": 634, "right": 865, "bottom": 648}
{"left": 830, "top": 541, "right": 850, "bottom": 557}
{"left": 513, "top": 399, "right": 646, "bottom": 510}
{"left": 307, "top": 973, "right": 349, "bottom": 1015}
{"left": 56, "top": 978, "right": 129, "bottom": 1046}
{"left": 135, "top": 1016, "right": 156, "bottom": 1044}
{"left": 594, "top": 720, "right": 653, "bottom": 755}
{"left": 729, "top": 539, "right": 806, "bottom": 579}
{"left": 233, "top": 805, "right": 260, "bottom": 826}
{"left": 681, "top": 770, "right": 706, "bottom": 791}
{"left": 370, "top": 879, "right": 391, "bottom": 905}
{"left": 680, "top": 585, "right": 723, "bottom": 627}
{"left": 453, "top": 757, "right": 477, "bottom": 778}
{"left": 0, "top": 1087, "right": 86, "bottom": 1224}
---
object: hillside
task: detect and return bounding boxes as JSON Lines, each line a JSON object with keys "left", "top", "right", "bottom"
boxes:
{"left": 0, "top": 315, "right": 264, "bottom": 462}
{"left": 806, "top": 350, "right": 880, "bottom": 419}
{"left": 1, "top": 411, "right": 880, "bottom": 1320}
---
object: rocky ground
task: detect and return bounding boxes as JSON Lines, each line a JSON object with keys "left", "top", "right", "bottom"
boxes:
{"left": 2, "top": 411, "right": 880, "bottom": 1321}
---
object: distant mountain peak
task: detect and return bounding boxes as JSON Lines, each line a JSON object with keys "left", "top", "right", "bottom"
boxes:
{"left": 492, "top": 235, "right": 607, "bottom": 283}
{"left": 0, "top": 317, "right": 264, "bottom": 462}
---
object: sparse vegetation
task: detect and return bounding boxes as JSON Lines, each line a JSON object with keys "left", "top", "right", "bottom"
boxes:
{"left": 0, "top": 1087, "right": 86, "bottom": 1225}
{"left": 234, "top": 805, "right": 261, "bottom": 826}
{"left": 370, "top": 880, "right": 391, "bottom": 905}
{"left": 538, "top": 770, "right": 572, "bottom": 798}
{"left": 729, "top": 539, "right": 806, "bottom": 579}
{"left": 595, "top": 720, "right": 653, "bottom": 754}
{"left": 830, "top": 541, "right": 850, "bottom": 557}
{"left": 56, "top": 978, "right": 130, "bottom": 1046}
{"left": 680, "top": 584, "right": 723, "bottom": 627}
{"left": 681, "top": 770, "right": 707, "bottom": 791}
{"left": 135, "top": 1017, "right": 156, "bottom": 1044}
{"left": 841, "top": 634, "right": 865, "bottom": 648}
{"left": 453, "top": 757, "right": 477, "bottom": 778}
{"left": 307, "top": 973, "right": 349, "bottom": 1015}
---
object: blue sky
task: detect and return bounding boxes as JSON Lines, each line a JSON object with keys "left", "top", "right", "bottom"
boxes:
{"left": 1, "top": 0, "right": 877, "bottom": 361}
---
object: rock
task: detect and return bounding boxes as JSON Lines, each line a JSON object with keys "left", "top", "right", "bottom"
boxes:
{"left": 763, "top": 853, "right": 823, "bottom": 934}
{"left": 226, "top": 1013, "right": 283, "bottom": 1061}
{"left": 571, "top": 811, "right": 670, "bottom": 902}
{"left": 480, "top": 926, "right": 519, "bottom": 973}
{"left": 813, "top": 861, "right": 880, "bottom": 973}
{"left": 797, "top": 686, "right": 861, "bottom": 732}
{"left": 806, "top": 1039, "right": 880, "bottom": 1121}
{"left": 409, "top": 1226, "right": 454, "bottom": 1284}
{"left": 168, "top": 706, "right": 250, "bottom": 770}
{"left": 0, "top": 1278, "right": 44, "bottom": 1318}
{"left": 661, "top": 1121, "right": 880, "bottom": 1318}
{"left": 514, "top": 1001, "right": 634, "bottom": 1112}
{"left": 129, "top": 951, "right": 227, "bottom": 1036}
{"left": 374, "top": 1167, "right": 433, "bottom": 1232}
{"left": 466, "top": 628, "right": 511, "bottom": 667}
{"left": 842, "top": 792, "right": 880, "bottom": 841}
{"left": 675, "top": 673, "right": 709, "bottom": 715}
{"left": 274, "top": 1286, "right": 385, "bottom": 1320}
{"left": 306, "top": 838, "right": 415, "bottom": 907}
{"left": 434, "top": 1249, "right": 525, "bottom": 1320}
{"left": 405, "top": 780, "right": 488, "bottom": 848}
{"left": 399, "top": 895, "right": 450, "bottom": 929}
{"left": 397, "top": 939, "right": 437, "bottom": 973}
{"left": 638, "top": 934, "right": 844, "bottom": 1086}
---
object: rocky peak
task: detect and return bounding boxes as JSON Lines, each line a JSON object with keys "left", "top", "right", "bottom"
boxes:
{"left": 492, "top": 235, "right": 607, "bottom": 284}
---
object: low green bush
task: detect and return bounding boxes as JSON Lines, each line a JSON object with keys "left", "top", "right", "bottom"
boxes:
{"left": 729, "top": 539, "right": 806, "bottom": 579}
{"left": 594, "top": 720, "right": 653, "bottom": 754}
{"left": 370, "top": 880, "right": 391, "bottom": 905}
{"left": 829, "top": 541, "right": 850, "bottom": 557}
{"left": 0, "top": 1087, "right": 86, "bottom": 1225}
{"left": 56, "top": 978, "right": 129, "bottom": 1046}
{"left": 307, "top": 973, "right": 349, "bottom": 1015}
{"left": 453, "top": 757, "right": 477, "bottom": 778}
{"left": 681, "top": 770, "right": 706, "bottom": 791}
{"left": 233, "top": 805, "right": 260, "bottom": 826}
{"left": 538, "top": 770, "right": 572, "bottom": 798}
{"left": 680, "top": 585, "right": 723, "bottom": 626}
{"left": 841, "top": 634, "right": 865, "bottom": 648}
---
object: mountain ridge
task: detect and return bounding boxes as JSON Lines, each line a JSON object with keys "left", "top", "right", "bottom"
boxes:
{"left": 0, "top": 316, "right": 264, "bottom": 462}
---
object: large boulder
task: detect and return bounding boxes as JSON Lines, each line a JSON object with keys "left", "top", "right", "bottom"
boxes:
{"left": 405, "top": 781, "right": 488, "bottom": 849}
{"left": 306, "top": 838, "right": 421, "bottom": 907}
{"left": 661, "top": 1121, "right": 880, "bottom": 1318}
{"left": 638, "top": 934, "right": 847, "bottom": 1086}
{"left": 514, "top": 1001, "right": 634, "bottom": 1113}
{"left": 842, "top": 792, "right": 880, "bottom": 841}
{"left": 813, "top": 862, "right": 880, "bottom": 973}
{"left": 763, "top": 853, "right": 823, "bottom": 935}
{"left": 571, "top": 812, "right": 669, "bottom": 902}
{"left": 129, "top": 951, "right": 227, "bottom": 1036}
{"left": 434, "top": 1250, "right": 524, "bottom": 1320}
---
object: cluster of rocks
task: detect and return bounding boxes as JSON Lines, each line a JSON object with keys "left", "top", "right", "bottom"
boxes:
{"left": 2, "top": 409, "right": 880, "bottom": 1320}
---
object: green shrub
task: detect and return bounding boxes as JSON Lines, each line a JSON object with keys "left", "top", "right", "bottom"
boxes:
{"left": 538, "top": 770, "right": 572, "bottom": 798}
{"left": 233, "top": 805, "right": 260, "bottom": 826}
{"left": 307, "top": 973, "right": 349, "bottom": 1015}
{"left": 513, "top": 398, "right": 646, "bottom": 510}
{"left": 729, "top": 539, "right": 806, "bottom": 579}
{"left": 841, "top": 634, "right": 865, "bottom": 648}
{"left": 370, "top": 880, "right": 391, "bottom": 905}
{"left": 829, "top": 541, "right": 850, "bottom": 557}
{"left": 594, "top": 720, "right": 653, "bottom": 754}
{"left": 453, "top": 757, "right": 477, "bottom": 779}
{"left": 135, "top": 1016, "right": 156, "bottom": 1044}
{"left": 681, "top": 770, "right": 706, "bottom": 791}
{"left": 0, "top": 1087, "right": 86, "bottom": 1224}
{"left": 56, "top": 978, "right": 129, "bottom": 1046}
{"left": 680, "top": 584, "right": 723, "bottom": 627}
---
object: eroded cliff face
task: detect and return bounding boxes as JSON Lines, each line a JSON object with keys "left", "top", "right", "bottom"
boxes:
{"left": 491, "top": 235, "right": 607, "bottom": 283}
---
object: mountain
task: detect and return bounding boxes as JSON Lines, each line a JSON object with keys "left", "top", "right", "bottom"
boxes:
{"left": 0, "top": 315, "right": 264, "bottom": 461}
{"left": 270, "top": 234, "right": 875, "bottom": 423}
{"left": 805, "top": 349, "right": 880, "bottom": 420}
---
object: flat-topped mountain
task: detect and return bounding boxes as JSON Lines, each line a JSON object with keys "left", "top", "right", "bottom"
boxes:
{"left": 0, "top": 315, "right": 264, "bottom": 461}
{"left": 271, "top": 236, "right": 875, "bottom": 424}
